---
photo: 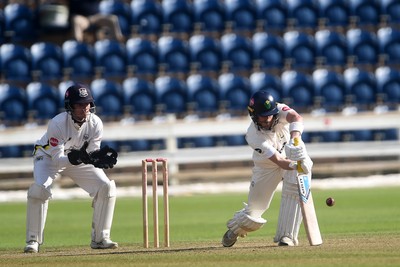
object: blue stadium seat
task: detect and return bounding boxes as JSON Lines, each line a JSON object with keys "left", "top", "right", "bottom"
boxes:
{"left": 218, "top": 73, "right": 251, "bottom": 115}
{"left": 342, "top": 130, "right": 374, "bottom": 142}
{"left": 348, "top": 0, "right": 380, "bottom": 29}
{"left": 193, "top": 0, "right": 225, "bottom": 34}
{"left": 346, "top": 28, "right": 379, "bottom": 67}
{"left": 178, "top": 136, "right": 216, "bottom": 148}
{"left": 281, "top": 70, "right": 314, "bottom": 112}
{"left": 120, "top": 139, "right": 151, "bottom": 152}
{"left": 62, "top": 40, "right": 95, "bottom": 81}
{"left": 286, "top": 0, "right": 319, "bottom": 30}
{"left": 373, "top": 128, "right": 398, "bottom": 141}
{"left": 154, "top": 76, "right": 188, "bottom": 115}
{"left": 375, "top": 66, "right": 400, "bottom": 109}
{"left": 283, "top": 30, "right": 316, "bottom": 70}
{"left": 315, "top": 29, "right": 347, "bottom": 68}
{"left": 26, "top": 81, "right": 60, "bottom": 122}
{"left": 380, "top": 0, "right": 400, "bottom": 26}
{"left": 99, "top": 0, "right": 131, "bottom": 36}
{"left": 255, "top": 0, "right": 287, "bottom": 34}
{"left": 4, "top": 3, "right": 37, "bottom": 42}
{"left": 186, "top": 74, "right": 220, "bottom": 116}
{"left": 157, "top": 35, "right": 190, "bottom": 74}
{"left": 189, "top": 34, "right": 222, "bottom": 73}
{"left": 0, "top": 83, "right": 27, "bottom": 125}
{"left": 122, "top": 77, "right": 156, "bottom": 118}
{"left": 161, "top": 0, "right": 194, "bottom": 34}
{"left": 126, "top": 37, "right": 158, "bottom": 77}
{"left": 343, "top": 67, "right": 377, "bottom": 110}
{"left": 90, "top": 79, "right": 124, "bottom": 119}
{"left": 318, "top": 0, "right": 350, "bottom": 29}
{"left": 249, "top": 72, "right": 282, "bottom": 101}
{"left": 130, "top": 0, "right": 162, "bottom": 35}
{"left": 224, "top": 0, "right": 257, "bottom": 33}
{"left": 252, "top": 32, "right": 285, "bottom": 71}
{"left": 377, "top": 26, "right": 400, "bottom": 67}
{"left": 220, "top": 33, "right": 253, "bottom": 73}
{"left": 0, "top": 10, "right": 5, "bottom": 44}
{"left": 0, "top": 43, "right": 31, "bottom": 84}
{"left": 30, "top": 42, "right": 63, "bottom": 82}
{"left": 312, "top": 68, "right": 346, "bottom": 112}
{"left": 94, "top": 39, "right": 127, "bottom": 79}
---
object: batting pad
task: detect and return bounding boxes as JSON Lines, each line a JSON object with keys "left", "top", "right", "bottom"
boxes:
{"left": 26, "top": 184, "right": 52, "bottom": 244}
{"left": 227, "top": 209, "right": 266, "bottom": 237}
{"left": 274, "top": 181, "right": 302, "bottom": 245}
{"left": 92, "top": 180, "right": 116, "bottom": 242}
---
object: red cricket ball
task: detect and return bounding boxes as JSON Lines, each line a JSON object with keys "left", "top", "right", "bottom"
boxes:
{"left": 326, "top": 197, "right": 335, "bottom": 207}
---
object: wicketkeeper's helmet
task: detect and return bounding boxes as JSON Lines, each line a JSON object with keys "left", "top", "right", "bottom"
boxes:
{"left": 64, "top": 83, "right": 95, "bottom": 113}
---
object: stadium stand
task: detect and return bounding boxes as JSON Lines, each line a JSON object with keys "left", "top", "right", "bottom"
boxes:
{"left": 62, "top": 39, "right": 95, "bottom": 82}
{"left": 157, "top": 35, "right": 190, "bottom": 75}
{"left": 122, "top": 77, "right": 157, "bottom": 120}
{"left": 189, "top": 34, "right": 222, "bottom": 74}
{"left": 4, "top": 2, "right": 37, "bottom": 43}
{"left": 218, "top": 72, "right": 251, "bottom": 116}
{"left": 249, "top": 71, "right": 282, "bottom": 101}
{"left": 130, "top": 0, "right": 163, "bottom": 36}
{"left": 377, "top": 26, "right": 400, "bottom": 67}
{"left": 99, "top": 0, "right": 132, "bottom": 37}
{"left": 281, "top": 69, "right": 315, "bottom": 112}
{"left": 93, "top": 38, "right": 127, "bottom": 80}
{"left": 0, "top": 83, "right": 27, "bottom": 125}
{"left": 255, "top": 0, "right": 288, "bottom": 34}
{"left": 154, "top": 75, "right": 188, "bottom": 116}
{"left": 26, "top": 81, "right": 60, "bottom": 123}
{"left": 375, "top": 65, "right": 400, "bottom": 110}
{"left": 161, "top": 0, "right": 194, "bottom": 36}
{"left": 0, "top": 43, "right": 32, "bottom": 85}
{"left": 192, "top": 0, "right": 225, "bottom": 35}
{"left": 220, "top": 32, "right": 253, "bottom": 75}
{"left": 252, "top": 32, "right": 285, "bottom": 74}
{"left": 346, "top": 27, "right": 379, "bottom": 69}
{"left": 315, "top": 29, "right": 347, "bottom": 70}
{"left": 286, "top": 0, "right": 319, "bottom": 31}
{"left": 283, "top": 30, "right": 316, "bottom": 71}
{"left": 348, "top": 0, "right": 380, "bottom": 30}
{"left": 30, "top": 42, "right": 64, "bottom": 83}
{"left": 126, "top": 36, "right": 158, "bottom": 79}
{"left": 90, "top": 78, "right": 124, "bottom": 120}
{"left": 224, "top": 0, "right": 257, "bottom": 34}
{"left": 318, "top": 0, "right": 350, "bottom": 30}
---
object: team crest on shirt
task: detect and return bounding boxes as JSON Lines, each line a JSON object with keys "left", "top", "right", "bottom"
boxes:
{"left": 50, "top": 137, "right": 59, "bottom": 147}
{"left": 79, "top": 87, "right": 89, "bottom": 97}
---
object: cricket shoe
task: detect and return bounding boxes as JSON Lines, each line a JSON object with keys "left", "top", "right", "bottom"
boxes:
{"left": 90, "top": 238, "right": 118, "bottom": 249}
{"left": 24, "top": 240, "right": 39, "bottom": 253}
{"left": 278, "top": 236, "right": 295, "bottom": 247}
{"left": 222, "top": 230, "right": 238, "bottom": 247}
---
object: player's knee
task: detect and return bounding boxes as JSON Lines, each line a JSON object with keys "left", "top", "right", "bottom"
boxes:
{"left": 96, "top": 180, "right": 116, "bottom": 199}
{"left": 227, "top": 210, "right": 266, "bottom": 237}
{"left": 27, "top": 183, "right": 52, "bottom": 201}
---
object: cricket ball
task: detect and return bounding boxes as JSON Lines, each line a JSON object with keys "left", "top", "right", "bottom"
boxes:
{"left": 326, "top": 197, "right": 335, "bottom": 207}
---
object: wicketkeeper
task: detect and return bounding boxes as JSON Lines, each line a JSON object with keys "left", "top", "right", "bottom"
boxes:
{"left": 222, "top": 90, "right": 313, "bottom": 247}
{"left": 24, "top": 83, "right": 119, "bottom": 253}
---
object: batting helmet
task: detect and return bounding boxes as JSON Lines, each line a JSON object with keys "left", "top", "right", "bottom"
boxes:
{"left": 248, "top": 90, "right": 279, "bottom": 130}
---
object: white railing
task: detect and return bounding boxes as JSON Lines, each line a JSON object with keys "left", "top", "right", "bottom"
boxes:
{"left": 0, "top": 111, "right": 399, "bottom": 179}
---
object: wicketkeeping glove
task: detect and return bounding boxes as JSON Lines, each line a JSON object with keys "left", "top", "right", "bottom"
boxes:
{"left": 88, "top": 145, "right": 118, "bottom": 169}
{"left": 68, "top": 141, "right": 92, "bottom": 165}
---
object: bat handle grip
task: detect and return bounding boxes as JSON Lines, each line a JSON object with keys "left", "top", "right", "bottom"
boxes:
{"left": 293, "top": 137, "right": 304, "bottom": 173}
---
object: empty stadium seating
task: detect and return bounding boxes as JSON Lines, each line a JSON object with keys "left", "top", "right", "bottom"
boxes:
{"left": 161, "top": 0, "right": 194, "bottom": 35}
{"left": 286, "top": 0, "right": 319, "bottom": 30}
{"left": 0, "top": 83, "right": 27, "bottom": 125}
{"left": 189, "top": 34, "right": 222, "bottom": 73}
{"left": 281, "top": 70, "right": 315, "bottom": 112}
{"left": 4, "top": 2, "right": 37, "bottom": 42}
{"left": 249, "top": 71, "right": 282, "bottom": 101}
{"left": 90, "top": 79, "right": 124, "bottom": 119}
{"left": 30, "top": 42, "right": 63, "bottom": 82}
{"left": 99, "top": 0, "right": 132, "bottom": 36}
{"left": 0, "top": 43, "right": 31, "bottom": 84}
{"left": 62, "top": 40, "right": 95, "bottom": 81}
{"left": 94, "top": 39, "right": 127, "bottom": 80}
{"left": 220, "top": 32, "right": 253, "bottom": 73}
{"left": 122, "top": 77, "right": 156, "bottom": 118}
{"left": 157, "top": 35, "right": 190, "bottom": 74}
{"left": 343, "top": 67, "right": 377, "bottom": 110}
{"left": 193, "top": 0, "right": 225, "bottom": 34}
{"left": 26, "top": 81, "right": 60, "bottom": 122}
{"left": 375, "top": 66, "right": 400, "bottom": 109}
{"left": 346, "top": 28, "right": 379, "bottom": 67}
{"left": 218, "top": 73, "right": 251, "bottom": 115}
{"left": 154, "top": 75, "right": 188, "bottom": 115}
{"left": 255, "top": 0, "right": 288, "bottom": 34}
{"left": 315, "top": 29, "right": 347, "bottom": 68}
{"left": 318, "top": 0, "right": 350, "bottom": 29}
{"left": 130, "top": 0, "right": 163, "bottom": 35}
{"left": 377, "top": 26, "right": 400, "bottom": 67}
{"left": 224, "top": 0, "right": 257, "bottom": 33}
{"left": 186, "top": 74, "right": 220, "bottom": 116}
{"left": 252, "top": 32, "right": 285, "bottom": 71}
{"left": 283, "top": 30, "right": 316, "bottom": 70}
{"left": 126, "top": 37, "right": 158, "bottom": 77}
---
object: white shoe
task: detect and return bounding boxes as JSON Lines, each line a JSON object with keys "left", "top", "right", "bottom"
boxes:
{"left": 278, "top": 236, "right": 295, "bottom": 246}
{"left": 222, "top": 230, "right": 238, "bottom": 247}
{"left": 24, "top": 240, "right": 39, "bottom": 253}
{"left": 90, "top": 238, "right": 118, "bottom": 249}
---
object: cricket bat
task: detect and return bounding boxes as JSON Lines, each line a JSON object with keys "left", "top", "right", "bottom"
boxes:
{"left": 294, "top": 137, "right": 323, "bottom": 246}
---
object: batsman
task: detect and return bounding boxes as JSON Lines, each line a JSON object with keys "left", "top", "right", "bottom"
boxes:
{"left": 24, "top": 83, "right": 119, "bottom": 253}
{"left": 222, "top": 90, "right": 315, "bottom": 247}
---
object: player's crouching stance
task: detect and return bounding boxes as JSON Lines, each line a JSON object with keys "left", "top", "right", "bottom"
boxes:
{"left": 24, "top": 84, "right": 119, "bottom": 253}
{"left": 222, "top": 90, "right": 313, "bottom": 247}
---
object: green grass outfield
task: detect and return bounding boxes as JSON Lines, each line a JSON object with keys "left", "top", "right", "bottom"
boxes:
{"left": 1, "top": 186, "right": 400, "bottom": 267}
